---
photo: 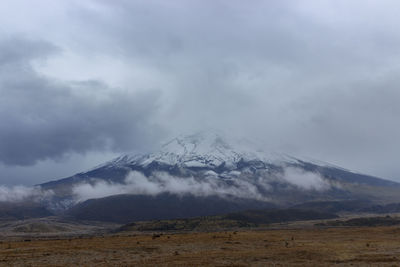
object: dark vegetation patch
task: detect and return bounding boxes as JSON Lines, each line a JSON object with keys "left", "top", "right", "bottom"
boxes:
{"left": 316, "top": 216, "right": 400, "bottom": 227}
{"left": 224, "top": 209, "right": 338, "bottom": 224}
{"left": 291, "top": 200, "right": 374, "bottom": 213}
{"left": 118, "top": 209, "right": 338, "bottom": 232}
{"left": 13, "top": 222, "right": 70, "bottom": 233}
{"left": 292, "top": 200, "right": 400, "bottom": 214}
{"left": 65, "top": 193, "right": 276, "bottom": 223}
{"left": 361, "top": 203, "right": 400, "bottom": 213}
{"left": 0, "top": 202, "right": 53, "bottom": 220}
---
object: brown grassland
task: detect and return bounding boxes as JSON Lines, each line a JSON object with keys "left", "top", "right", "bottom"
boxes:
{"left": 1, "top": 226, "right": 400, "bottom": 266}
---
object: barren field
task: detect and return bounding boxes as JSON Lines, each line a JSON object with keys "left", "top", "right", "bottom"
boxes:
{"left": 1, "top": 226, "right": 400, "bottom": 266}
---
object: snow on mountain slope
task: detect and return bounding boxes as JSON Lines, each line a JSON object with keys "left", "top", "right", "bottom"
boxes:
{"left": 106, "top": 131, "right": 298, "bottom": 169}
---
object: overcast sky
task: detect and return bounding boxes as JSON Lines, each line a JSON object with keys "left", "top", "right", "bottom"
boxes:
{"left": 1, "top": 0, "right": 400, "bottom": 185}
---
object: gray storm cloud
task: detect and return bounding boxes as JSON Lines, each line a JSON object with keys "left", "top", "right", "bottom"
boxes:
{"left": 0, "top": 37, "right": 162, "bottom": 166}
{"left": 0, "top": 0, "right": 400, "bottom": 184}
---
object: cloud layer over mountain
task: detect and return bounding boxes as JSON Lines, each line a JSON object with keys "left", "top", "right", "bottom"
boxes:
{"left": 72, "top": 168, "right": 332, "bottom": 203}
{"left": 0, "top": 185, "right": 53, "bottom": 203}
{"left": 1, "top": 0, "right": 400, "bottom": 184}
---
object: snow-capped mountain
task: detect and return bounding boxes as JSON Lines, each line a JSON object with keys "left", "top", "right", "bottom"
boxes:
{"left": 39, "top": 131, "right": 400, "bottom": 222}
{"left": 109, "top": 131, "right": 294, "bottom": 169}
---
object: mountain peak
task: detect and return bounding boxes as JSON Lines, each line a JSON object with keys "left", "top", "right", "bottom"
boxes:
{"left": 161, "top": 131, "right": 233, "bottom": 155}
{"left": 110, "top": 130, "right": 294, "bottom": 169}
{"left": 141, "top": 131, "right": 243, "bottom": 168}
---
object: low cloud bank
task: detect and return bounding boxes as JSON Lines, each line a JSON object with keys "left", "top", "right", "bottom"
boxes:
{"left": 0, "top": 167, "right": 332, "bottom": 205}
{"left": 0, "top": 185, "right": 53, "bottom": 202}
{"left": 281, "top": 167, "right": 331, "bottom": 191}
{"left": 72, "top": 167, "right": 332, "bottom": 203}
{"left": 72, "top": 171, "right": 264, "bottom": 203}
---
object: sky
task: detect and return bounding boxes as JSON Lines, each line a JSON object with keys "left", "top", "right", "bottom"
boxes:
{"left": 1, "top": 0, "right": 400, "bottom": 185}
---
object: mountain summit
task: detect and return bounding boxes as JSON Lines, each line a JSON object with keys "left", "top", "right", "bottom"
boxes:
{"left": 109, "top": 131, "right": 294, "bottom": 170}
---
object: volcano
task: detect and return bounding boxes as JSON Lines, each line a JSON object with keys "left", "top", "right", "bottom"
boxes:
{"left": 39, "top": 131, "right": 400, "bottom": 223}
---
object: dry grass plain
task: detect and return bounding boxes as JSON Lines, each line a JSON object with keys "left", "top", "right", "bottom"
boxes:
{"left": 1, "top": 226, "right": 400, "bottom": 266}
